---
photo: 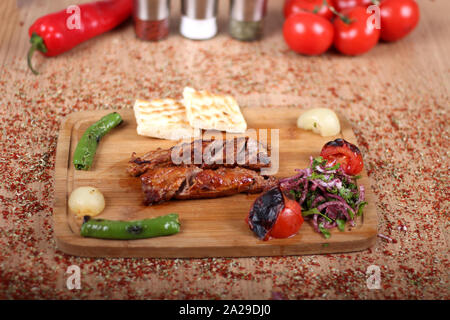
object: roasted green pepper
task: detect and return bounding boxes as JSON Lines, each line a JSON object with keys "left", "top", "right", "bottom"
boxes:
{"left": 80, "top": 214, "right": 180, "bottom": 240}
{"left": 73, "top": 112, "right": 123, "bottom": 170}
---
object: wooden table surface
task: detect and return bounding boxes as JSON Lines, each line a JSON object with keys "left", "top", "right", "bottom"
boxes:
{"left": 0, "top": 0, "right": 448, "bottom": 299}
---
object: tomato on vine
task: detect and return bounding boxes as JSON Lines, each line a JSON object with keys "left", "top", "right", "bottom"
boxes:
{"left": 333, "top": 0, "right": 372, "bottom": 12}
{"left": 284, "top": 0, "right": 335, "bottom": 20}
{"left": 333, "top": 6, "right": 380, "bottom": 55}
{"left": 379, "top": 0, "right": 420, "bottom": 42}
{"left": 283, "top": 12, "right": 334, "bottom": 55}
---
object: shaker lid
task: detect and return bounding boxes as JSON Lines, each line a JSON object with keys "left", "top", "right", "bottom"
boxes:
{"left": 134, "top": 0, "right": 171, "bottom": 21}
{"left": 181, "top": 0, "right": 218, "bottom": 19}
{"left": 230, "top": 0, "right": 267, "bottom": 22}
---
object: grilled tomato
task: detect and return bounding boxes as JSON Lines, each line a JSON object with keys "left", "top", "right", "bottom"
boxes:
{"left": 247, "top": 187, "right": 303, "bottom": 240}
{"left": 320, "top": 138, "right": 364, "bottom": 175}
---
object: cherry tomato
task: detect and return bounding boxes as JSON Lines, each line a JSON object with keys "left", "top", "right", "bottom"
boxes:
{"left": 379, "top": 0, "right": 419, "bottom": 42}
{"left": 268, "top": 197, "right": 304, "bottom": 240}
{"left": 333, "top": 0, "right": 372, "bottom": 12}
{"left": 283, "top": 12, "right": 334, "bottom": 55}
{"left": 283, "top": 0, "right": 335, "bottom": 20}
{"left": 333, "top": 6, "right": 380, "bottom": 55}
{"left": 320, "top": 138, "right": 364, "bottom": 175}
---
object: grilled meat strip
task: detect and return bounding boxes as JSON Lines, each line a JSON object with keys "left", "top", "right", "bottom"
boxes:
{"left": 128, "top": 137, "right": 271, "bottom": 177}
{"left": 140, "top": 166, "right": 278, "bottom": 205}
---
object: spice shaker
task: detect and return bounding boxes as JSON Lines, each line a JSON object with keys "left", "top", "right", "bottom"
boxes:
{"left": 229, "top": 0, "right": 267, "bottom": 41}
{"left": 180, "top": 0, "right": 218, "bottom": 40}
{"left": 133, "top": 0, "right": 171, "bottom": 41}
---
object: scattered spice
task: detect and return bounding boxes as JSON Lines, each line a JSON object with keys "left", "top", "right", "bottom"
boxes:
{"left": 378, "top": 233, "right": 394, "bottom": 243}
{"left": 0, "top": 0, "right": 448, "bottom": 300}
{"left": 271, "top": 291, "right": 287, "bottom": 300}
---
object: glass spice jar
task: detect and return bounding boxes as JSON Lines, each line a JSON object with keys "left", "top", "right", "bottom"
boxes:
{"left": 133, "top": 0, "right": 171, "bottom": 41}
{"left": 180, "top": 0, "right": 218, "bottom": 40}
{"left": 229, "top": 0, "right": 267, "bottom": 41}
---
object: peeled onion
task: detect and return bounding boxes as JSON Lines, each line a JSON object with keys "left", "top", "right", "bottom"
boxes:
{"left": 297, "top": 108, "right": 341, "bottom": 137}
{"left": 68, "top": 186, "right": 105, "bottom": 217}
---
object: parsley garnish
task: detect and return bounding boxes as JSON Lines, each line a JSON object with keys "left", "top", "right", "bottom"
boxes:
{"left": 336, "top": 219, "right": 346, "bottom": 232}
{"left": 302, "top": 208, "right": 333, "bottom": 223}
{"left": 357, "top": 202, "right": 367, "bottom": 216}
{"left": 319, "top": 223, "right": 331, "bottom": 239}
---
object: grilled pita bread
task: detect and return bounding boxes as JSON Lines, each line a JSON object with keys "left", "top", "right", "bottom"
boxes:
{"left": 182, "top": 87, "right": 247, "bottom": 133}
{"left": 134, "top": 98, "right": 200, "bottom": 140}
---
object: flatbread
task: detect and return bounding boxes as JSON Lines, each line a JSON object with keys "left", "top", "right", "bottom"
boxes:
{"left": 134, "top": 99, "right": 200, "bottom": 140}
{"left": 182, "top": 87, "right": 247, "bottom": 133}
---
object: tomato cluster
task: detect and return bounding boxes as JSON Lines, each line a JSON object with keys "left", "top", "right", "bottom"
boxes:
{"left": 283, "top": 0, "right": 420, "bottom": 56}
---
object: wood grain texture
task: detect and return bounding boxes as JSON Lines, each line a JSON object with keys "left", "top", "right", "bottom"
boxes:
{"left": 54, "top": 106, "right": 377, "bottom": 258}
{"left": 1, "top": 0, "right": 448, "bottom": 299}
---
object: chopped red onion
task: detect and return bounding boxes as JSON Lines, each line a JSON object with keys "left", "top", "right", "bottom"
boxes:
{"left": 279, "top": 156, "right": 366, "bottom": 238}
{"left": 377, "top": 233, "right": 393, "bottom": 242}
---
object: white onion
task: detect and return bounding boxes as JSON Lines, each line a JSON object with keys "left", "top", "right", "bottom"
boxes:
{"left": 68, "top": 186, "right": 105, "bottom": 217}
{"left": 297, "top": 108, "right": 341, "bottom": 137}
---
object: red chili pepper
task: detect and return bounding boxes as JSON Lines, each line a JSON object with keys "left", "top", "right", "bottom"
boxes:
{"left": 27, "top": 0, "right": 132, "bottom": 75}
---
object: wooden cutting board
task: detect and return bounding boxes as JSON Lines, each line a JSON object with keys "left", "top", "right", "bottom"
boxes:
{"left": 54, "top": 106, "right": 377, "bottom": 258}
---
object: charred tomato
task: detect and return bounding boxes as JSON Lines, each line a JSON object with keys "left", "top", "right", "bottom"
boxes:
{"left": 320, "top": 138, "right": 364, "bottom": 175}
{"left": 247, "top": 187, "right": 303, "bottom": 240}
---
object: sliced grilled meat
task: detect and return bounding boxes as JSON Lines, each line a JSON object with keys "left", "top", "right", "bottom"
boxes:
{"left": 140, "top": 166, "right": 278, "bottom": 205}
{"left": 139, "top": 166, "right": 201, "bottom": 204}
{"left": 128, "top": 137, "right": 271, "bottom": 177}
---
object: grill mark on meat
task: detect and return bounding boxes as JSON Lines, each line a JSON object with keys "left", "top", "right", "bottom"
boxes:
{"left": 127, "top": 137, "right": 271, "bottom": 177}
{"left": 140, "top": 166, "right": 278, "bottom": 205}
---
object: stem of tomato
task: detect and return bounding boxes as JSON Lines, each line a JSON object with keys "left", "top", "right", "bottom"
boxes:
{"left": 326, "top": 1, "right": 353, "bottom": 24}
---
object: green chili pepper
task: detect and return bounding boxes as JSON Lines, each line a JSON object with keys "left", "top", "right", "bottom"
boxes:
{"left": 80, "top": 213, "right": 180, "bottom": 240}
{"left": 73, "top": 112, "right": 123, "bottom": 171}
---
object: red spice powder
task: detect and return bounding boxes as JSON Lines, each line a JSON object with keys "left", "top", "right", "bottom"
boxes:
{"left": 134, "top": 19, "right": 169, "bottom": 41}
{"left": 0, "top": 0, "right": 448, "bottom": 301}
